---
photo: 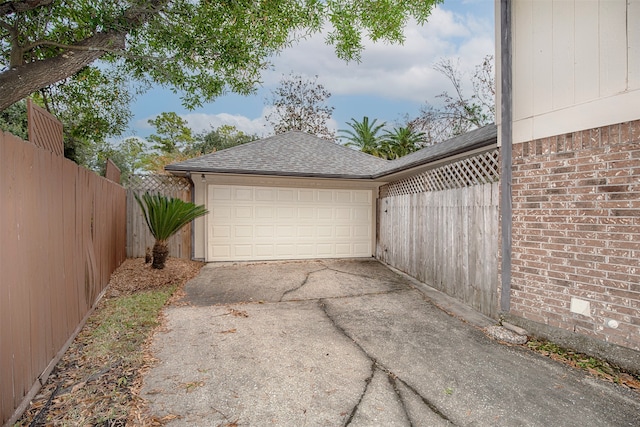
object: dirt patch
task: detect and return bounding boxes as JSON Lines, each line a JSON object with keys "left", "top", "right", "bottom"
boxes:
{"left": 15, "top": 257, "right": 203, "bottom": 427}
{"left": 106, "top": 257, "right": 203, "bottom": 297}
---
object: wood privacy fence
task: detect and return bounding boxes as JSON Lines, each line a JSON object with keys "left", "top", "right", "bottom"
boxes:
{"left": 0, "top": 131, "right": 126, "bottom": 425}
{"left": 126, "top": 174, "right": 193, "bottom": 259}
{"left": 377, "top": 149, "right": 500, "bottom": 318}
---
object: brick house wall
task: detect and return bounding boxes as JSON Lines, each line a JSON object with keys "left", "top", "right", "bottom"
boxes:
{"left": 510, "top": 119, "right": 640, "bottom": 351}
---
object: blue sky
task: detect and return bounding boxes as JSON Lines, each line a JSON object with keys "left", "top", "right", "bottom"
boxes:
{"left": 128, "top": 0, "right": 495, "bottom": 141}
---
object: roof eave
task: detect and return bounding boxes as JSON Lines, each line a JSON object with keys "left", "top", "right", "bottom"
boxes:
{"left": 165, "top": 166, "right": 375, "bottom": 180}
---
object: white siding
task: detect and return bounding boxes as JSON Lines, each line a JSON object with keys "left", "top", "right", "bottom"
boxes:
{"left": 510, "top": 0, "right": 640, "bottom": 143}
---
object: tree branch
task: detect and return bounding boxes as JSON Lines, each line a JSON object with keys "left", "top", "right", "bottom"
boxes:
{"left": 0, "top": 0, "right": 53, "bottom": 17}
{"left": 0, "top": 30, "right": 125, "bottom": 110}
{"left": 21, "top": 39, "right": 126, "bottom": 54}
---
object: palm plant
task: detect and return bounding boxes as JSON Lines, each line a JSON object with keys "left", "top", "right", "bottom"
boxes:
{"left": 339, "top": 116, "right": 386, "bottom": 157}
{"left": 135, "top": 192, "right": 208, "bottom": 269}
{"left": 381, "top": 126, "right": 426, "bottom": 159}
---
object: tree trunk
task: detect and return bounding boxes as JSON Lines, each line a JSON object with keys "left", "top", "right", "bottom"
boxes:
{"left": 152, "top": 240, "right": 169, "bottom": 270}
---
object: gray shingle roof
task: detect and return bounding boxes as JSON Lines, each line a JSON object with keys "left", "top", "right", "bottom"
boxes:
{"left": 165, "top": 125, "right": 497, "bottom": 179}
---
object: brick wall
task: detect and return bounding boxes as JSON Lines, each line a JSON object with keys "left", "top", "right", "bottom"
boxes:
{"left": 510, "top": 120, "right": 640, "bottom": 351}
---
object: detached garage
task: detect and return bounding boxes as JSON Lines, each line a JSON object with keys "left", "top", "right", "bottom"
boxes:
{"left": 165, "top": 131, "right": 385, "bottom": 262}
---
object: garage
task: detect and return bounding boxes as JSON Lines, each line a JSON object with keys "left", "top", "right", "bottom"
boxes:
{"left": 207, "top": 184, "right": 373, "bottom": 261}
{"left": 165, "top": 131, "right": 388, "bottom": 262}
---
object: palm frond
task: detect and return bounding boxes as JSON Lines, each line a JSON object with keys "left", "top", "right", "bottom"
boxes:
{"left": 134, "top": 192, "right": 208, "bottom": 243}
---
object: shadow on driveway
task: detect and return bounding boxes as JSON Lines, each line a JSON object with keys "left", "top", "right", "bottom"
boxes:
{"left": 141, "top": 259, "right": 640, "bottom": 426}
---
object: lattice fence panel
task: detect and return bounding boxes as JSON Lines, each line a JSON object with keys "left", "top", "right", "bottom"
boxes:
{"left": 381, "top": 149, "right": 499, "bottom": 197}
{"left": 126, "top": 174, "right": 191, "bottom": 192}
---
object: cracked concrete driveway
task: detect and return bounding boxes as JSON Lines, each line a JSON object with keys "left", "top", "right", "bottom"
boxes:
{"left": 141, "top": 259, "right": 640, "bottom": 426}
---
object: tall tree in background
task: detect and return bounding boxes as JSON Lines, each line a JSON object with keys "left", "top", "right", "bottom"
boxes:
{"left": 187, "top": 125, "right": 258, "bottom": 156}
{"left": 143, "top": 112, "right": 194, "bottom": 174}
{"left": 0, "top": 0, "right": 442, "bottom": 112}
{"left": 147, "top": 112, "right": 194, "bottom": 154}
{"left": 339, "top": 116, "right": 386, "bottom": 157}
{"left": 88, "top": 137, "right": 147, "bottom": 183}
{"left": 266, "top": 73, "right": 335, "bottom": 140}
{"left": 410, "top": 55, "right": 495, "bottom": 144}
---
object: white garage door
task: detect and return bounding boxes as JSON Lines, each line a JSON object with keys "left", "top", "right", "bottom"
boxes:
{"left": 207, "top": 185, "right": 373, "bottom": 261}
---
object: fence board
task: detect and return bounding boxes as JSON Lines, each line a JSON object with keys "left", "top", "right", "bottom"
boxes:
{"left": 0, "top": 131, "right": 126, "bottom": 425}
{"left": 377, "top": 182, "right": 500, "bottom": 318}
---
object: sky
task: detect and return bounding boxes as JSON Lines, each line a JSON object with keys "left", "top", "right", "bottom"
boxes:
{"left": 127, "top": 0, "right": 495, "bottom": 142}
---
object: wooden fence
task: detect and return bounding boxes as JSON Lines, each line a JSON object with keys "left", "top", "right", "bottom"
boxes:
{"left": 0, "top": 131, "right": 126, "bottom": 425}
{"left": 126, "top": 174, "right": 193, "bottom": 259}
{"left": 377, "top": 150, "right": 500, "bottom": 318}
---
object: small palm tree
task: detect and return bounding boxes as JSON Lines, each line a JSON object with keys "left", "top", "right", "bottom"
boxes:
{"left": 135, "top": 192, "right": 208, "bottom": 269}
{"left": 339, "top": 116, "right": 386, "bottom": 157}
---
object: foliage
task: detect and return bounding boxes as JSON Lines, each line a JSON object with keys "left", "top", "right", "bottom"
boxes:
{"left": 266, "top": 73, "right": 335, "bottom": 140}
{"left": 526, "top": 338, "right": 640, "bottom": 389}
{"left": 379, "top": 126, "right": 426, "bottom": 159}
{"left": 410, "top": 55, "right": 495, "bottom": 144}
{"left": 0, "top": 0, "right": 443, "bottom": 111}
{"left": 339, "top": 116, "right": 386, "bottom": 157}
{"left": 142, "top": 150, "right": 194, "bottom": 175}
{"left": 134, "top": 192, "right": 207, "bottom": 268}
{"left": 0, "top": 98, "right": 27, "bottom": 139}
{"left": 87, "top": 137, "right": 147, "bottom": 183}
{"left": 37, "top": 66, "right": 133, "bottom": 164}
{"left": 147, "top": 112, "right": 194, "bottom": 154}
{"left": 187, "top": 125, "right": 258, "bottom": 156}
{"left": 135, "top": 193, "right": 208, "bottom": 243}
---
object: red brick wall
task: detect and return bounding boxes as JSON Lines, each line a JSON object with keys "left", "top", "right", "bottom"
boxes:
{"left": 510, "top": 120, "right": 640, "bottom": 351}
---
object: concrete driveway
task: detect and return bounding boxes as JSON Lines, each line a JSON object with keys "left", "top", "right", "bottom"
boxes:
{"left": 141, "top": 259, "right": 640, "bottom": 426}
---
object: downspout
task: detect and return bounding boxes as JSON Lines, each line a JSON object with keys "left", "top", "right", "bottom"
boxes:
{"left": 499, "top": 0, "right": 513, "bottom": 313}
{"left": 186, "top": 171, "right": 195, "bottom": 261}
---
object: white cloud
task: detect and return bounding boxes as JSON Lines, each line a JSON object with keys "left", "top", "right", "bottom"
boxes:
{"left": 181, "top": 112, "right": 271, "bottom": 136}
{"left": 263, "top": 4, "right": 494, "bottom": 105}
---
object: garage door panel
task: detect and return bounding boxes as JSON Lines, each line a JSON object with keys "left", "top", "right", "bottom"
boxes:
{"left": 212, "top": 226, "right": 231, "bottom": 238}
{"left": 256, "top": 225, "right": 274, "bottom": 237}
{"left": 234, "top": 206, "right": 252, "bottom": 218}
{"left": 298, "top": 190, "right": 314, "bottom": 202}
{"left": 317, "top": 208, "right": 333, "bottom": 220}
{"left": 277, "top": 207, "right": 296, "bottom": 219}
{"left": 276, "top": 225, "right": 295, "bottom": 238}
{"left": 235, "top": 188, "right": 253, "bottom": 200}
{"left": 278, "top": 189, "right": 295, "bottom": 201}
{"left": 255, "top": 188, "right": 276, "bottom": 200}
{"left": 212, "top": 206, "right": 231, "bottom": 219}
{"left": 255, "top": 245, "right": 274, "bottom": 256}
{"left": 207, "top": 185, "right": 373, "bottom": 261}
{"left": 234, "top": 225, "right": 253, "bottom": 238}
{"left": 256, "top": 206, "right": 274, "bottom": 218}
{"left": 317, "top": 190, "right": 333, "bottom": 202}
{"left": 234, "top": 245, "right": 252, "bottom": 257}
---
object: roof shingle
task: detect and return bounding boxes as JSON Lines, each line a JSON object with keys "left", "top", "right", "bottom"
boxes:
{"left": 165, "top": 125, "right": 497, "bottom": 179}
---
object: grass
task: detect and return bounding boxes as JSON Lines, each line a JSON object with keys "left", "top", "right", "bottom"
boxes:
{"left": 86, "top": 285, "right": 177, "bottom": 362}
{"left": 16, "top": 285, "right": 178, "bottom": 426}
